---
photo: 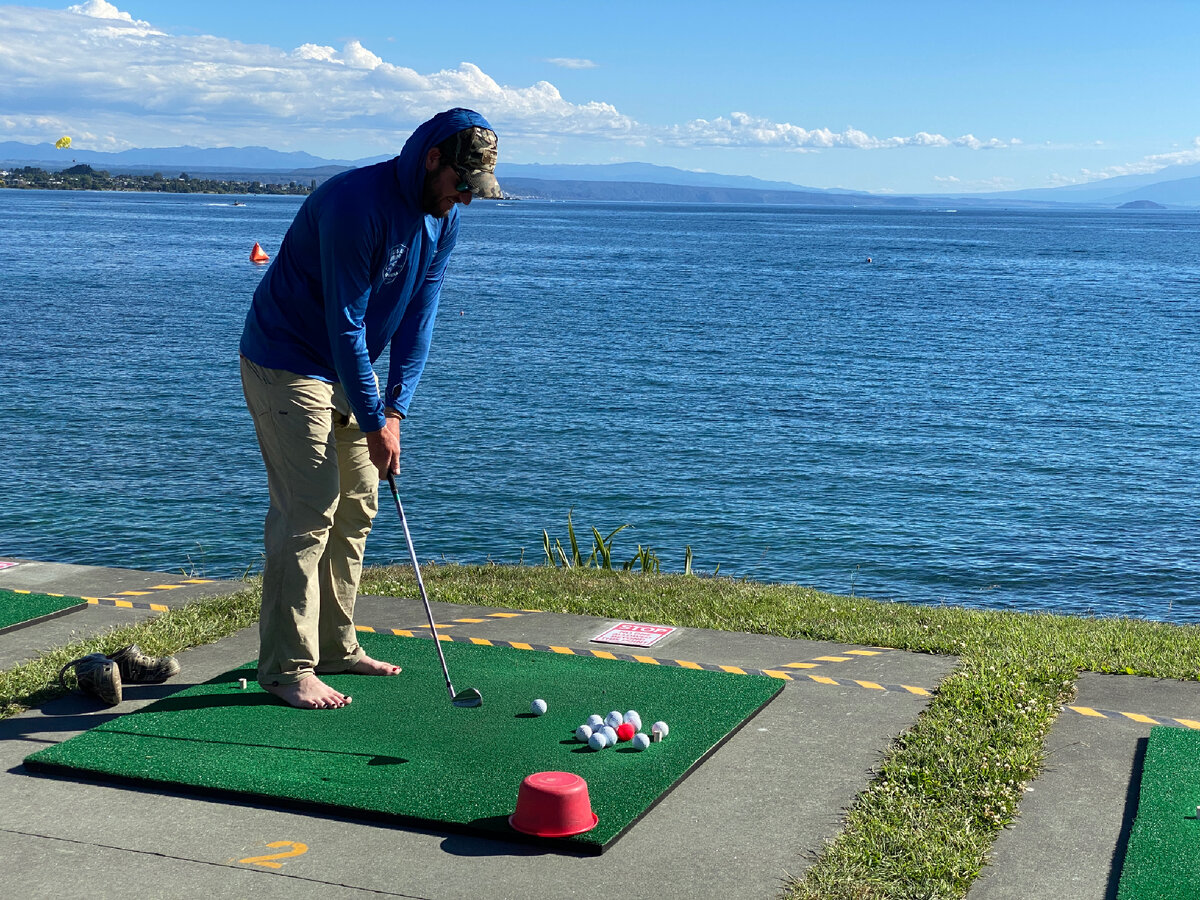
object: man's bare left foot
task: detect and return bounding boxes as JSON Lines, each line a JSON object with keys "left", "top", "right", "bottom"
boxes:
{"left": 346, "top": 655, "right": 402, "bottom": 675}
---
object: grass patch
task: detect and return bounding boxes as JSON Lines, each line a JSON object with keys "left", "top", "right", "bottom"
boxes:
{"left": 7, "top": 563, "right": 1200, "bottom": 897}
{"left": 0, "top": 586, "right": 259, "bottom": 719}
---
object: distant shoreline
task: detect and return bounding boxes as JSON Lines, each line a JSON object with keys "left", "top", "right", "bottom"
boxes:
{"left": 0, "top": 165, "right": 311, "bottom": 195}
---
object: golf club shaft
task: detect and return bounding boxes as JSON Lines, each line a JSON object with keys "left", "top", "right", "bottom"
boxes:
{"left": 387, "top": 474, "right": 456, "bottom": 699}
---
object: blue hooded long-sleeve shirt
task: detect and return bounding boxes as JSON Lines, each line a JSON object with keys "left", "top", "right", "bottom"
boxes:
{"left": 239, "top": 108, "right": 492, "bottom": 434}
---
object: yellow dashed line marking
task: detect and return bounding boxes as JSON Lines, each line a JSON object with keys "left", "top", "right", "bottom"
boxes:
{"left": 179, "top": 579, "right": 214, "bottom": 584}
{"left": 349, "top": 627, "right": 934, "bottom": 697}
{"left": 813, "top": 655, "right": 852, "bottom": 662}
{"left": 1120, "top": 712, "right": 1159, "bottom": 724}
{"left": 846, "top": 650, "right": 882, "bottom": 656}
{"left": 454, "top": 618, "right": 486, "bottom": 623}
{"left": 1066, "top": 705, "right": 1200, "bottom": 731}
{"left": 116, "top": 591, "right": 152, "bottom": 597}
{"left": 487, "top": 613, "right": 521, "bottom": 618}
{"left": 150, "top": 584, "right": 186, "bottom": 590}
{"left": 782, "top": 662, "right": 821, "bottom": 669}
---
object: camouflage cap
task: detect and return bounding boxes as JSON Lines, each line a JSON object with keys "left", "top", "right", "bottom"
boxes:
{"left": 442, "top": 125, "right": 501, "bottom": 199}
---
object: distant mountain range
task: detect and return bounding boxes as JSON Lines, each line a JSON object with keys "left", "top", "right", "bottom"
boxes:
{"left": 3, "top": 140, "right": 1197, "bottom": 208}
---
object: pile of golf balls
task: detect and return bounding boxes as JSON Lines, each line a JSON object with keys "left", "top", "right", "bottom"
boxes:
{"left": 574, "top": 710, "right": 668, "bottom": 752}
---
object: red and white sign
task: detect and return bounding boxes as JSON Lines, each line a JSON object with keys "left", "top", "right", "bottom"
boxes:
{"left": 0, "top": 562, "right": 17, "bottom": 571}
{"left": 591, "top": 622, "right": 676, "bottom": 648}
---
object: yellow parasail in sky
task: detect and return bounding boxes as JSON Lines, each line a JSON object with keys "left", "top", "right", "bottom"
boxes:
{"left": 55, "top": 135, "right": 71, "bottom": 149}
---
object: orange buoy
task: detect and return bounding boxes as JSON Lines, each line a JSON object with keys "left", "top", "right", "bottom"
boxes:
{"left": 250, "top": 242, "right": 269, "bottom": 263}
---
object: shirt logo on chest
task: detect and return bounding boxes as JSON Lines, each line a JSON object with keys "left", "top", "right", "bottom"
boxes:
{"left": 382, "top": 243, "right": 409, "bottom": 285}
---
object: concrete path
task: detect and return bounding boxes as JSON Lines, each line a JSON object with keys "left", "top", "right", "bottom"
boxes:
{"left": 2, "top": 558, "right": 1195, "bottom": 899}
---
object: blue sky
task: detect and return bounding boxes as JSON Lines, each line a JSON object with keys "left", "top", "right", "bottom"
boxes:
{"left": 2, "top": 0, "right": 1198, "bottom": 193}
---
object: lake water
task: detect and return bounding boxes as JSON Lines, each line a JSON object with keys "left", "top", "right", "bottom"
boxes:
{"left": 1, "top": 190, "right": 1197, "bottom": 622}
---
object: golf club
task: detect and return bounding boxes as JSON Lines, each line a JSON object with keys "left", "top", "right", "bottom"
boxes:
{"left": 386, "top": 474, "right": 483, "bottom": 708}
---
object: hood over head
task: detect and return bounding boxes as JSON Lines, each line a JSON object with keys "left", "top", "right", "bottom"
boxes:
{"left": 395, "top": 108, "right": 500, "bottom": 205}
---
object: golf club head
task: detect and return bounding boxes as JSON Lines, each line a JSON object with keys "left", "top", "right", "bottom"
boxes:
{"left": 452, "top": 687, "right": 483, "bottom": 708}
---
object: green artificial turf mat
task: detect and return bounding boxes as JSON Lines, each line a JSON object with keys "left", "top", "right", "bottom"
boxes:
{"left": 0, "top": 588, "right": 88, "bottom": 634}
{"left": 1117, "top": 726, "right": 1200, "bottom": 899}
{"left": 25, "top": 631, "right": 783, "bottom": 852}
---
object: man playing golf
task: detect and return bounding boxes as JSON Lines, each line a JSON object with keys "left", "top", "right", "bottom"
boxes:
{"left": 239, "top": 108, "right": 501, "bottom": 709}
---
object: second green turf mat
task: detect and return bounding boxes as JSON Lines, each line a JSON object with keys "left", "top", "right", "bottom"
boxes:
{"left": 0, "top": 588, "right": 88, "bottom": 634}
{"left": 1117, "top": 726, "right": 1200, "bottom": 900}
{"left": 25, "top": 631, "right": 783, "bottom": 852}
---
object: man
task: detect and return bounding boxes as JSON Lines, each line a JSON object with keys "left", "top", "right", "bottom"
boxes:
{"left": 239, "top": 108, "right": 500, "bottom": 709}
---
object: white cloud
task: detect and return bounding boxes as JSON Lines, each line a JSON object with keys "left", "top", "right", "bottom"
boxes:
{"left": 67, "top": 0, "right": 155, "bottom": 29}
{"left": 0, "top": 4, "right": 1014, "bottom": 160}
{"left": 1088, "top": 138, "right": 1200, "bottom": 178}
{"left": 545, "top": 57, "right": 597, "bottom": 69}
{"left": 659, "top": 113, "right": 1011, "bottom": 152}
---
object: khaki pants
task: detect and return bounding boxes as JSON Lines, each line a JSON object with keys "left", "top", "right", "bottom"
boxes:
{"left": 240, "top": 356, "right": 379, "bottom": 685}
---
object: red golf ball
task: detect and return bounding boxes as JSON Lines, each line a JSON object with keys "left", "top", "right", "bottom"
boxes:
{"left": 616, "top": 722, "right": 635, "bottom": 742}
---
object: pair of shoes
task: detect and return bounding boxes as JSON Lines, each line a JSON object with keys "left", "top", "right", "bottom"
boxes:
{"left": 108, "top": 644, "right": 181, "bottom": 683}
{"left": 58, "top": 654, "right": 122, "bottom": 706}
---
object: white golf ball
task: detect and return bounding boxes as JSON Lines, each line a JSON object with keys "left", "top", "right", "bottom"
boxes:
{"left": 632, "top": 732, "right": 651, "bottom": 751}
{"left": 586, "top": 714, "right": 604, "bottom": 729}
{"left": 530, "top": 698, "right": 548, "bottom": 716}
{"left": 605, "top": 710, "right": 623, "bottom": 729}
{"left": 576, "top": 724, "right": 593, "bottom": 742}
{"left": 623, "top": 710, "right": 642, "bottom": 730}
{"left": 588, "top": 732, "right": 607, "bottom": 751}
{"left": 652, "top": 720, "right": 669, "bottom": 738}
{"left": 601, "top": 725, "right": 618, "bottom": 745}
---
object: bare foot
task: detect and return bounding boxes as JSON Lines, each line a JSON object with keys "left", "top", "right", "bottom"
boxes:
{"left": 346, "top": 655, "right": 402, "bottom": 676}
{"left": 262, "top": 675, "right": 352, "bottom": 710}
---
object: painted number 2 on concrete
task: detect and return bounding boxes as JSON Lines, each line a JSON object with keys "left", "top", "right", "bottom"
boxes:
{"left": 239, "top": 840, "right": 309, "bottom": 868}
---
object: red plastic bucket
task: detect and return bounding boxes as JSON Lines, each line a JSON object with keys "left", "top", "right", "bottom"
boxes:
{"left": 509, "top": 771, "right": 598, "bottom": 837}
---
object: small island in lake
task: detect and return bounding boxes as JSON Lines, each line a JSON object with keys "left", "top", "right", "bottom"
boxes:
{"left": 1118, "top": 199, "right": 1167, "bottom": 209}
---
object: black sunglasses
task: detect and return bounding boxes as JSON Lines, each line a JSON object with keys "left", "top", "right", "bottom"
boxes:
{"left": 449, "top": 164, "right": 472, "bottom": 194}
